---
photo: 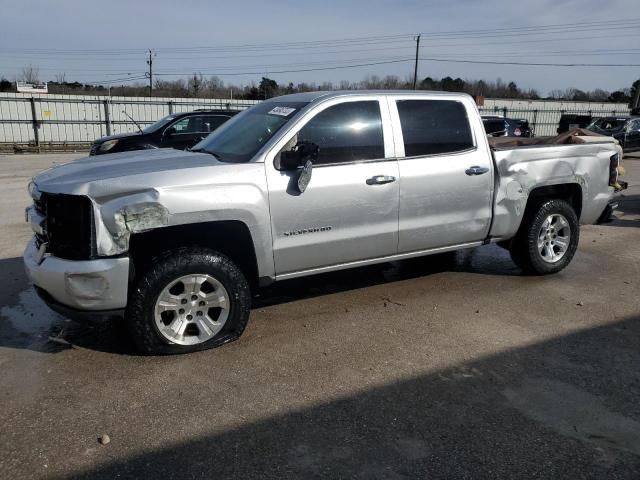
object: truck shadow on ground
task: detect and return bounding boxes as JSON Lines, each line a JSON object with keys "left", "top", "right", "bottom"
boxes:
{"left": 607, "top": 194, "right": 640, "bottom": 229}
{"left": 254, "top": 245, "right": 520, "bottom": 309}
{"left": 0, "top": 245, "right": 522, "bottom": 355}
{"left": 64, "top": 315, "right": 640, "bottom": 479}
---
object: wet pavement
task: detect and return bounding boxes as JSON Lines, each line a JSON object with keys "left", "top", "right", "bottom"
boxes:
{"left": 0, "top": 153, "right": 639, "bottom": 479}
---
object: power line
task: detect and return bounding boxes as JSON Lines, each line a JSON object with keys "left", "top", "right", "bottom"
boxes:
{"left": 2, "top": 18, "right": 639, "bottom": 56}
{"left": 419, "top": 58, "right": 640, "bottom": 67}
{"left": 87, "top": 75, "right": 149, "bottom": 85}
{"left": 154, "top": 59, "right": 413, "bottom": 77}
{"left": 152, "top": 57, "right": 640, "bottom": 78}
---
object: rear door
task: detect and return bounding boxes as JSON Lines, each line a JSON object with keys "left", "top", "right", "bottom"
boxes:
{"left": 265, "top": 97, "right": 399, "bottom": 276}
{"left": 390, "top": 97, "right": 494, "bottom": 253}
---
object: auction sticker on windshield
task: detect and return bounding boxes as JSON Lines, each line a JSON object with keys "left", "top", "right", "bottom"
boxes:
{"left": 268, "top": 106, "right": 296, "bottom": 117}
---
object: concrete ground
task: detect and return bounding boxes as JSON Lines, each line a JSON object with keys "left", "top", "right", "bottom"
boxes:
{"left": 0, "top": 153, "right": 639, "bottom": 479}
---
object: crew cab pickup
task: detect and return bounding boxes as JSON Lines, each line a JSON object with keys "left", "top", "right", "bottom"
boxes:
{"left": 24, "top": 91, "right": 624, "bottom": 354}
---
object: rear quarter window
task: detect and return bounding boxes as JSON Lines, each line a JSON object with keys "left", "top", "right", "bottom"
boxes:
{"left": 396, "top": 100, "right": 474, "bottom": 156}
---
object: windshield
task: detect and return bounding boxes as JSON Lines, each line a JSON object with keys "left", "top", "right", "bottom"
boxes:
{"left": 190, "top": 101, "right": 308, "bottom": 162}
{"left": 587, "top": 118, "right": 626, "bottom": 132}
{"left": 142, "top": 114, "right": 178, "bottom": 133}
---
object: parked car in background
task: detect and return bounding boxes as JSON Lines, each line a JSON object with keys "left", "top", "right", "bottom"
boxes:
{"left": 25, "top": 91, "right": 624, "bottom": 354}
{"left": 481, "top": 115, "right": 531, "bottom": 137}
{"left": 586, "top": 116, "right": 640, "bottom": 153}
{"left": 90, "top": 109, "right": 239, "bottom": 155}
{"left": 557, "top": 114, "right": 593, "bottom": 134}
{"left": 481, "top": 115, "right": 507, "bottom": 137}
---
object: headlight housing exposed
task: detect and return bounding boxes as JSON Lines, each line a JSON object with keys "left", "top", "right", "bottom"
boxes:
{"left": 27, "top": 180, "right": 41, "bottom": 200}
{"left": 99, "top": 139, "right": 119, "bottom": 152}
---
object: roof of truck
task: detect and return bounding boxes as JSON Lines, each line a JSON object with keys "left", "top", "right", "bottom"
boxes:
{"left": 268, "top": 90, "right": 473, "bottom": 103}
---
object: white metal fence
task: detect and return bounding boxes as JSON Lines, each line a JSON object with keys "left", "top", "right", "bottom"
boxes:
{"left": 0, "top": 93, "right": 259, "bottom": 149}
{"left": 478, "top": 98, "right": 631, "bottom": 136}
{"left": 0, "top": 92, "right": 632, "bottom": 149}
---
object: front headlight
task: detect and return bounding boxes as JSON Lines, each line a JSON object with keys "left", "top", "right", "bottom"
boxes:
{"left": 99, "top": 139, "right": 119, "bottom": 152}
{"left": 27, "top": 180, "right": 41, "bottom": 200}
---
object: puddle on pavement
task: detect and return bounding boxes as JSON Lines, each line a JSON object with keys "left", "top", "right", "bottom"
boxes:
{"left": 0, "top": 286, "right": 128, "bottom": 353}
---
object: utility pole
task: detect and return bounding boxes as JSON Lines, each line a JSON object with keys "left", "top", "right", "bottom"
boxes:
{"left": 413, "top": 34, "right": 421, "bottom": 90}
{"left": 632, "top": 80, "right": 640, "bottom": 109}
{"left": 146, "top": 49, "right": 155, "bottom": 96}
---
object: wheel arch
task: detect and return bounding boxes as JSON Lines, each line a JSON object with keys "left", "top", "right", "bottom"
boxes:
{"left": 524, "top": 183, "right": 583, "bottom": 223}
{"left": 128, "top": 220, "right": 261, "bottom": 288}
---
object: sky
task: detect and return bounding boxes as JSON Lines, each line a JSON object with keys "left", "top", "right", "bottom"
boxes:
{"left": 1, "top": 0, "right": 639, "bottom": 95}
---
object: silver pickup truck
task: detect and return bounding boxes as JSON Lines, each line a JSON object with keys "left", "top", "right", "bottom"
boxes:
{"left": 24, "top": 91, "right": 623, "bottom": 354}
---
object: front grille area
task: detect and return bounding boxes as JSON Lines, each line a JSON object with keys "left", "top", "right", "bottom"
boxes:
{"left": 35, "top": 193, "right": 95, "bottom": 260}
{"left": 89, "top": 143, "right": 99, "bottom": 156}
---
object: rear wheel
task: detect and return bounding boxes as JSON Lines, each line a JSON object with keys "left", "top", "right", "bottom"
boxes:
{"left": 509, "top": 199, "right": 579, "bottom": 275}
{"left": 127, "top": 247, "right": 251, "bottom": 354}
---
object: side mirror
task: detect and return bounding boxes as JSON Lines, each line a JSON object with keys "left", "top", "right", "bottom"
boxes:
{"left": 278, "top": 141, "right": 319, "bottom": 170}
{"left": 165, "top": 127, "right": 177, "bottom": 137}
{"left": 277, "top": 141, "right": 319, "bottom": 194}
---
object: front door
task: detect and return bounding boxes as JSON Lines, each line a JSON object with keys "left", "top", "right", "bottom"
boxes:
{"left": 265, "top": 98, "right": 399, "bottom": 277}
{"left": 390, "top": 98, "right": 494, "bottom": 253}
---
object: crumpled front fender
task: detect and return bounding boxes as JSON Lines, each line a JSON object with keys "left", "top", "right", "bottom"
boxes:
{"left": 96, "top": 190, "right": 169, "bottom": 256}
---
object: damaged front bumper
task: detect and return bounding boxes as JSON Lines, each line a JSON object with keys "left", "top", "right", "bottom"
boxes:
{"left": 23, "top": 238, "right": 129, "bottom": 321}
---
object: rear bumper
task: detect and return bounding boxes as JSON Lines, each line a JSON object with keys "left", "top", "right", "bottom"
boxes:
{"left": 23, "top": 238, "right": 130, "bottom": 313}
{"left": 597, "top": 200, "right": 621, "bottom": 224}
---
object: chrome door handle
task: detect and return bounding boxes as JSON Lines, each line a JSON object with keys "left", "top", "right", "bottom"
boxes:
{"left": 366, "top": 175, "right": 396, "bottom": 185}
{"left": 465, "top": 166, "right": 490, "bottom": 176}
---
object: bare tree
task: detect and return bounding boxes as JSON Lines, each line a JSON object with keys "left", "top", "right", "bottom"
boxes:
{"left": 188, "top": 73, "right": 204, "bottom": 97}
{"left": 20, "top": 65, "right": 40, "bottom": 83}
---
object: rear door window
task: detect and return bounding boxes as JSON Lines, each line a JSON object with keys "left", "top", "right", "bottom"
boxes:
{"left": 396, "top": 100, "right": 474, "bottom": 156}
{"left": 203, "top": 115, "right": 230, "bottom": 132}
{"left": 295, "top": 101, "right": 384, "bottom": 165}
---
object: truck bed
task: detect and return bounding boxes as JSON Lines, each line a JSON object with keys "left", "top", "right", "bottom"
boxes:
{"left": 488, "top": 129, "right": 622, "bottom": 241}
{"left": 488, "top": 128, "right": 617, "bottom": 150}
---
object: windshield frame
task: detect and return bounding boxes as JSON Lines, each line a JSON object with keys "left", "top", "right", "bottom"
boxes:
{"left": 190, "top": 101, "right": 309, "bottom": 163}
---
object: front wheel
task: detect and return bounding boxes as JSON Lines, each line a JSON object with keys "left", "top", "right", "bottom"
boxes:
{"left": 509, "top": 199, "right": 579, "bottom": 275}
{"left": 126, "top": 248, "right": 251, "bottom": 354}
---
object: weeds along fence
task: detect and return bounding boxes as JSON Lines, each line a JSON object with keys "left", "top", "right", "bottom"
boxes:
{"left": 0, "top": 93, "right": 259, "bottom": 152}
{"left": 0, "top": 92, "right": 632, "bottom": 152}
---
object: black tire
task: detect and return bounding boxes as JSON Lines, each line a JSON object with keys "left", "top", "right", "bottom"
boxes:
{"left": 509, "top": 199, "right": 579, "bottom": 275}
{"left": 126, "top": 247, "right": 251, "bottom": 355}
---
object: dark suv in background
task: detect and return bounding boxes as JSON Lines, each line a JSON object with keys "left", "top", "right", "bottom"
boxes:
{"left": 90, "top": 109, "right": 239, "bottom": 155}
{"left": 481, "top": 115, "right": 532, "bottom": 137}
{"left": 586, "top": 116, "right": 640, "bottom": 153}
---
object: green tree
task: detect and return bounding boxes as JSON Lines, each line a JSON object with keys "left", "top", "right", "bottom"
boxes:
{"left": 259, "top": 77, "right": 279, "bottom": 99}
{"left": 0, "top": 77, "right": 12, "bottom": 92}
{"left": 419, "top": 77, "right": 439, "bottom": 90}
{"left": 609, "top": 90, "right": 630, "bottom": 103}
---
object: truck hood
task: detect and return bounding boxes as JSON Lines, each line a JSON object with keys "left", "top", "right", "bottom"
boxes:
{"left": 33, "top": 148, "right": 223, "bottom": 195}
